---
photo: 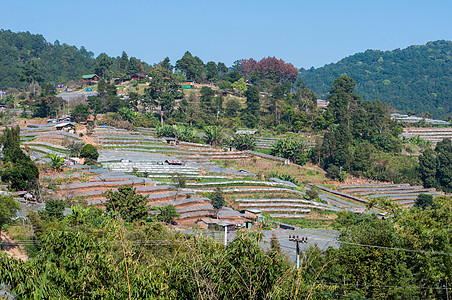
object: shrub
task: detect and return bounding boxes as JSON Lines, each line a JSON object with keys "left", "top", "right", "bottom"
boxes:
{"left": 232, "top": 133, "right": 256, "bottom": 151}
{"left": 271, "top": 138, "right": 308, "bottom": 165}
{"left": 80, "top": 144, "right": 99, "bottom": 164}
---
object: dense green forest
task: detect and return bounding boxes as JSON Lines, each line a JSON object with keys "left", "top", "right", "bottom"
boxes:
{"left": 0, "top": 30, "right": 95, "bottom": 89}
{"left": 0, "top": 30, "right": 151, "bottom": 90}
{"left": 300, "top": 40, "right": 452, "bottom": 119}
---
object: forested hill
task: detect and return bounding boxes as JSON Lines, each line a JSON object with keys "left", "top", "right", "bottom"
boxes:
{"left": 0, "top": 30, "right": 95, "bottom": 89}
{"left": 299, "top": 40, "right": 452, "bottom": 119}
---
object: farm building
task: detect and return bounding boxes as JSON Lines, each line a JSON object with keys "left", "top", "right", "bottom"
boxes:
{"left": 196, "top": 219, "right": 238, "bottom": 231}
{"left": 55, "top": 122, "right": 76, "bottom": 133}
{"left": 242, "top": 208, "right": 262, "bottom": 220}
{"left": 82, "top": 74, "right": 100, "bottom": 85}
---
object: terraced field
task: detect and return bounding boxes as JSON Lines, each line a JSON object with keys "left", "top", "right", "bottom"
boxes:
{"left": 401, "top": 127, "right": 452, "bottom": 145}
{"left": 336, "top": 183, "right": 442, "bottom": 206}
{"left": 10, "top": 123, "right": 375, "bottom": 227}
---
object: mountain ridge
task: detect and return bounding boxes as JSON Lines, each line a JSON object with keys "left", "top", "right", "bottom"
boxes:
{"left": 299, "top": 40, "right": 452, "bottom": 119}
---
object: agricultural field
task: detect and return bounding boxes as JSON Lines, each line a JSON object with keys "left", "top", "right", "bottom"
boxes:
{"left": 6, "top": 121, "right": 381, "bottom": 228}
{"left": 401, "top": 127, "right": 452, "bottom": 145}
{"left": 9, "top": 120, "right": 445, "bottom": 231}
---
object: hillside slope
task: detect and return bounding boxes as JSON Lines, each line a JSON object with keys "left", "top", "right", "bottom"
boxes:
{"left": 299, "top": 40, "right": 452, "bottom": 119}
{"left": 0, "top": 30, "right": 95, "bottom": 89}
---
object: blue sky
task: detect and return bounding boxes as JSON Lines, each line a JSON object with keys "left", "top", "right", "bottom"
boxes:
{"left": 2, "top": 0, "right": 451, "bottom": 69}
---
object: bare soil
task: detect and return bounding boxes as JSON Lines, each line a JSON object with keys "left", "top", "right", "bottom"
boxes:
{"left": 0, "top": 233, "right": 28, "bottom": 262}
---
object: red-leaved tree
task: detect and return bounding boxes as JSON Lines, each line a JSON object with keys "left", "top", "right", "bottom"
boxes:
{"left": 239, "top": 57, "right": 298, "bottom": 83}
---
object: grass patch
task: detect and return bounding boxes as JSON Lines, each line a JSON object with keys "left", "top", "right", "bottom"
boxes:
{"left": 282, "top": 217, "right": 334, "bottom": 229}
{"left": 217, "top": 159, "right": 328, "bottom": 184}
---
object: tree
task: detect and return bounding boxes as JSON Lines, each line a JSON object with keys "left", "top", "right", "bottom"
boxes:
{"left": 104, "top": 185, "right": 148, "bottom": 223}
{"left": 20, "top": 60, "right": 43, "bottom": 95}
{"left": 87, "top": 96, "right": 103, "bottom": 114}
{"left": 118, "top": 51, "right": 129, "bottom": 73}
{"left": 156, "top": 204, "right": 180, "bottom": 224}
{"left": 94, "top": 53, "right": 113, "bottom": 79}
{"left": 0, "top": 195, "right": 20, "bottom": 238}
{"left": 270, "top": 232, "right": 281, "bottom": 254}
{"left": 231, "top": 78, "right": 246, "bottom": 94}
{"left": 271, "top": 138, "right": 309, "bottom": 165}
{"left": 1, "top": 126, "right": 39, "bottom": 191}
{"left": 199, "top": 86, "right": 215, "bottom": 112}
{"left": 414, "top": 194, "right": 434, "bottom": 210}
{"left": 64, "top": 140, "right": 85, "bottom": 157}
{"left": 204, "top": 126, "right": 223, "bottom": 147}
{"left": 435, "top": 138, "right": 452, "bottom": 193}
{"left": 210, "top": 188, "right": 225, "bottom": 210}
{"left": 419, "top": 148, "right": 437, "bottom": 188}
{"left": 225, "top": 99, "right": 241, "bottom": 117}
{"left": 232, "top": 134, "right": 256, "bottom": 151}
{"left": 175, "top": 51, "right": 205, "bottom": 81}
{"left": 146, "top": 72, "right": 184, "bottom": 124}
{"left": 327, "top": 75, "right": 361, "bottom": 126}
{"left": 80, "top": 144, "right": 99, "bottom": 164}
{"left": 39, "top": 199, "right": 65, "bottom": 221}
{"left": 206, "top": 61, "right": 219, "bottom": 81}
{"left": 47, "top": 153, "right": 65, "bottom": 172}
{"left": 71, "top": 104, "right": 89, "bottom": 123}
{"left": 244, "top": 85, "right": 260, "bottom": 114}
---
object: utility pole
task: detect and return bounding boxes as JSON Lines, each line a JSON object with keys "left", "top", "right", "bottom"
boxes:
{"left": 289, "top": 235, "right": 308, "bottom": 269}
{"left": 224, "top": 225, "right": 228, "bottom": 246}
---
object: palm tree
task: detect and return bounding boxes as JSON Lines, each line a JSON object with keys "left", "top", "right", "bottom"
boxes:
{"left": 204, "top": 126, "right": 223, "bottom": 147}
{"left": 47, "top": 153, "right": 65, "bottom": 172}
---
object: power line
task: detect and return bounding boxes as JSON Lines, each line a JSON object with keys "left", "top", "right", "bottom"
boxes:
{"left": 6, "top": 234, "right": 452, "bottom": 256}
{"left": 306, "top": 236, "right": 452, "bottom": 256}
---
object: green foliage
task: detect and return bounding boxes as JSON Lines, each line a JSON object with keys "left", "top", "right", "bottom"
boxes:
{"left": 0, "top": 30, "right": 95, "bottom": 89}
{"left": 104, "top": 185, "right": 148, "bottom": 223}
{"left": 209, "top": 188, "right": 225, "bottom": 210}
{"left": 1, "top": 126, "right": 39, "bottom": 190}
{"left": 270, "top": 232, "right": 282, "bottom": 254}
{"left": 244, "top": 85, "right": 260, "bottom": 114}
{"left": 317, "top": 199, "right": 452, "bottom": 299}
{"left": 231, "top": 77, "right": 246, "bottom": 94}
{"left": 300, "top": 40, "right": 452, "bottom": 119}
{"left": 203, "top": 125, "right": 223, "bottom": 147}
{"left": 175, "top": 51, "right": 205, "bottom": 81}
{"left": 319, "top": 76, "right": 415, "bottom": 183}
{"left": 47, "top": 153, "right": 64, "bottom": 171}
{"left": 31, "top": 96, "right": 65, "bottom": 118}
{"left": 171, "top": 173, "right": 186, "bottom": 188}
{"left": 419, "top": 138, "right": 452, "bottom": 192}
{"left": 270, "top": 172, "right": 300, "bottom": 186}
{"left": 63, "top": 139, "right": 85, "bottom": 157}
{"left": 39, "top": 200, "right": 65, "bottom": 221}
{"left": 271, "top": 138, "right": 308, "bottom": 165}
{"left": 79, "top": 144, "right": 99, "bottom": 164}
{"left": 155, "top": 124, "right": 200, "bottom": 143}
{"left": 231, "top": 133, "right": 256, "bottom": 151}
{"left": 155, "top": 204, "right": 180, "bottom": 224}
{"left": 71, "top": 104, "right": 90, "bottom": 123}
{"left": 305, "top": 186, "right": 319, "bottom": 200}
{"left": 414, "top": 194, "right": 434, "bottom": 210}
{"left": 0, "top": 195, "right": 19, "bottom": 234}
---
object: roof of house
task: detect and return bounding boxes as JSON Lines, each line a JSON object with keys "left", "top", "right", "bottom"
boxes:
{"left": 131, "top": 73, "right": 145, "bottom": 78}
{"left": 55, "top": 122, "right": 75, "bottom": 128}
{"left": 245, "top": 208, "right": 262, "bottom": 214}
{"left": 236, "top": 130, "right": 256, "bottom": 135}
{"left": 82, "top": 74, "right": 98, "bottom": 79}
